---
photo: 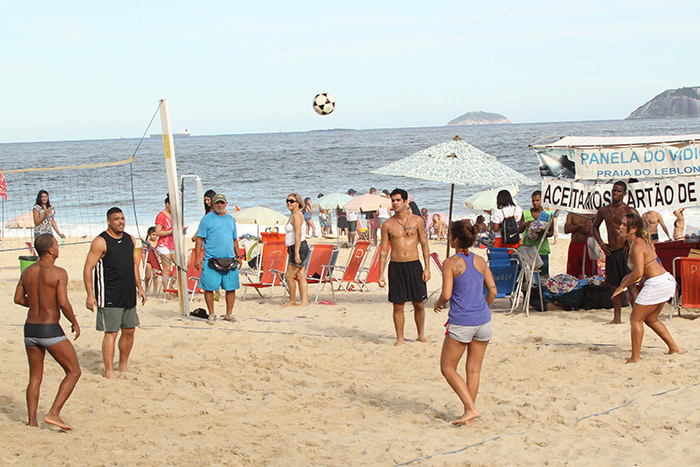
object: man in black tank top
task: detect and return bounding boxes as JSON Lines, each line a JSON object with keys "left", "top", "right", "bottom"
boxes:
{"left": 83, "top": 207, "right": 146, "bottom": 379}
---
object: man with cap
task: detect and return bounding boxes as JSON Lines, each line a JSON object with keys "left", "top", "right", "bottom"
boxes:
{"left": 194, "top": 193, "right": 243, "bottom": 322}
{"left": 345, "top": 189, "right": 358, "bottom": 244}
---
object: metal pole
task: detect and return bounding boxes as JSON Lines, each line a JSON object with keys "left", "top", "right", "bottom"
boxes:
{"left": 446, "top": 183, "right": 454, "bottom": 259}
{"left": 158, "top": 99, "right": 189, "bottom": 317}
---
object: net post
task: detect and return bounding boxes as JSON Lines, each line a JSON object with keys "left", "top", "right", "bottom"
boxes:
{"left": 158, "top": 99, "right": 189, "bottom": 317}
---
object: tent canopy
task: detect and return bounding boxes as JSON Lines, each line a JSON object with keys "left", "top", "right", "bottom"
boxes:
{"left": 532, "top": 134, "right": 700, "bottom": 149}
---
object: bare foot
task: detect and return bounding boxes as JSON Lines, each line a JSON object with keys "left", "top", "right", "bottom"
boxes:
{"left": 452, "top": 410, "right": 481, "bottom": 425}
{"left": 165, "top": 292, "right": 177, "bottom": 300}
{"left": 118, "top": 366, "right": 130, "bottom": 373}
{"left": 626, "top": 357, "right": 641, "bottom": 364}
{"left": 105, "top": 370, "right": 120, "bottom": 379}
{"left": 669, "top": 347, "right": 684, "bottom": 355}
{"left": 394, "top": 339, "right": 405, "bottom": 346}
{"left": 417, "top": 336, "right": 430, "bottom": 343}
{"left": 27, "top": 420, "right": 39, "bottom": 427}
{"left": 300, "top": 300, "right": 310, "bottom": 307}
{"left": 281, "top": 301, "right": 297, "bottom": 308}
{"left": 44, "top": 414, "right": 72, "bottom": 430}
{"left": 607, "top": 319, "right": 622, "bottom": 325}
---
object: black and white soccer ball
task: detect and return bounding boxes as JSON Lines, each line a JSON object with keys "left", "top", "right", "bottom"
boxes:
{"left": 312, "top": 93, "right": 335, "bottom": 115}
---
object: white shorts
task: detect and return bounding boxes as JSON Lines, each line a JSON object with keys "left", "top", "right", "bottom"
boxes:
{"left": 445, "top": 321, "right": 492, "bottom": 343}
{"left": 156, "top": 246, "right": 174, "bottom": 256}
{"left": 636, "top": 272, "right": 676, "bottom": 306}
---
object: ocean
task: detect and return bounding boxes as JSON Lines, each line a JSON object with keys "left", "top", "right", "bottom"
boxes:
{"left": 1, "top": 117, "right": 699, "bottom": 248}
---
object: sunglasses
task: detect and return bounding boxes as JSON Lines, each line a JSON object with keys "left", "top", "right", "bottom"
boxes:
{"left": 286, "top": 199, "right": 297, "bottom": 204}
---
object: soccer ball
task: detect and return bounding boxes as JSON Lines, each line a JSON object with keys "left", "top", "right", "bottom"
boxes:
{"left": 312, "top": 93, "right": 335, "bottom": 115}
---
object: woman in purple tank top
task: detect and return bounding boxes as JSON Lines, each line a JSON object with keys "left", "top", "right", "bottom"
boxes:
{"left": 434, "top": 220, "right": 497, "bottom": 425}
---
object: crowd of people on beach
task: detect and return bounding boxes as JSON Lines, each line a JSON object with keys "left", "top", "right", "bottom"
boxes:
{"left": 12, "top": 181, "right": 687, "bottom": 429}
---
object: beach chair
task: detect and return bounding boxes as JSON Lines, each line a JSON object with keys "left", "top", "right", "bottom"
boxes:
{"left": 296, "top": 244, "right": 339, "bottom": 302}
{"left": 430, "top": 252, "right": 443, "bottom": 275}
{"left": 330, "top": 240, "right": 371, "bottom": 292}
{"left": 357, "top": 244, "right": 390, "bottom": 291}
{"left": 26, "top": 241, "right": 37, "bottom": 256}
{"left": 141, "top": 245, "right": 167, "bottom": 296}
{"left": 486, "top": 247, "right": 524, "bottom": 313}
{"left": 671, "top": 256, "right": 700, "bottom": 319}
{"left": 162, "top": 249, "right": 203, "bottom": 303}
{"left": 240, "top": 240, "right": 288, "bottom": 300}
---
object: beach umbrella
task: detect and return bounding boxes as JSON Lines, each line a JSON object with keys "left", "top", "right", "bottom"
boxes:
{"left": 7, "top": 211, "right": 34, "bottom": 229}
{"left": 316, "top": 193, "right": 353, "bottom": 210}
{"left": 371, "top": 135, "right": 536, "bottom": 257}
{"left": 463, "top": 186, "right": 519, "bottom": 211}
{"left": 342, "top": 193, "right": 391, "bottom": 213}
{"left": 233, "top": 206, "right": 288, "bottom": 225}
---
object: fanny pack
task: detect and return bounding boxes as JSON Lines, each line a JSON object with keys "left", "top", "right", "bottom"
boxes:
{"left": 208, "top": 258, "right": 238, "bottom": 273}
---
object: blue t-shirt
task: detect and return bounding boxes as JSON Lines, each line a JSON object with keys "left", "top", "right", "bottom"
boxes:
{"left": 197, "top": 211, "right": 237, "bottom": 260}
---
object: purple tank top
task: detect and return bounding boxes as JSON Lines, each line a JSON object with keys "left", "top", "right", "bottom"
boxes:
{"left": 448, "top": 252, "right": 491, "bottom": 326}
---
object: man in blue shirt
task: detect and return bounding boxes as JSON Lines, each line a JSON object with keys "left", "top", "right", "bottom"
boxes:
{"left": 195, "top": 194, "right": 242, "bottom": 322}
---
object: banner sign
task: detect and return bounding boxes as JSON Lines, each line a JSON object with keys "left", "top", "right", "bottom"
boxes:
{"left": 541, "top": 176, "right": 700, "bottom": 214}
{"left": 537, "top": 143, "right": 700, "bottom": 180}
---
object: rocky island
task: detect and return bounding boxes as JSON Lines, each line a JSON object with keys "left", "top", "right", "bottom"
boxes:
{"left": 626, "top": 86, "right": 700, "bottom": 119}
{"left": 447, "top": 111, "right": 511, "bottom": 125}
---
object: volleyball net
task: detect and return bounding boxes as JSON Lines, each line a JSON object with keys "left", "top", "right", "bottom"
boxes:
{"left": 0, "top": 157, "right": 140, "bottom": 253}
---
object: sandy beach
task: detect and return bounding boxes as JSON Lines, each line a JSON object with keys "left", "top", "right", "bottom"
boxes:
{"left": 1, "top": 237, "right": 698, "bottom": 466}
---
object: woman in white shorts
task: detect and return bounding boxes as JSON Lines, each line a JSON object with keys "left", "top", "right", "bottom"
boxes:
{"left": 434, "top": 220, "right": 497, "bottom": 425}
{"left": 613, "top": 213, "right": 683, "bottom": 363}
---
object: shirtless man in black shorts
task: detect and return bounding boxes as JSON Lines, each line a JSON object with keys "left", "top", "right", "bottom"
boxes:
{"left": 14, "top": 233, "right": 81, "bottom": 430}
{"left": 592, "top": 181, "right": 639, "bottom": 324}
{"left": 378, "top": 189, "right": 431, "bottom": 345}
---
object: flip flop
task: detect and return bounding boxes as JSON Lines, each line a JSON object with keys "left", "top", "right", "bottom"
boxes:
{"left": 220, "top": 314, "right": 237, "bottom": 322}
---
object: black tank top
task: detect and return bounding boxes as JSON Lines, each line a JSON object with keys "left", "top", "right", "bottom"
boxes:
{"left": 95, "top": 231, "right": 136, "bottom": 308}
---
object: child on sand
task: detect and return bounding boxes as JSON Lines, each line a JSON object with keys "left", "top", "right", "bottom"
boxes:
{"left": 434, "top": 220, "right": 497, "bottom": 425}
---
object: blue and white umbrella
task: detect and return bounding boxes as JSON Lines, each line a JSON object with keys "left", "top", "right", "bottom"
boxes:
{"left": 371, "top": 135, "right": 536, "bottom": 256}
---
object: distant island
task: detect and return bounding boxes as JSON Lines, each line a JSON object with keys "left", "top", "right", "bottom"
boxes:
{"left": 626, "top": 86, "right": 700, "bottom": 119}
{"left": 447, "top": 111, "right": 511, "bottom": 125}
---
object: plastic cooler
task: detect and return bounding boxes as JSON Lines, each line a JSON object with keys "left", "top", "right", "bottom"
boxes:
{"left": 19, "top": 255, "right": 39, "bottom": 273}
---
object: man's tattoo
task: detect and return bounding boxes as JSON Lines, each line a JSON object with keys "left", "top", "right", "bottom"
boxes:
{"left": 379, "top": 253, "right": 387, "bottom": 258}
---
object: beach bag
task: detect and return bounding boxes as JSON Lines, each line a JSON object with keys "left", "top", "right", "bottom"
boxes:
{"left": 208, "top": 258, "right": 238, "bottom": 273}
{"left": 501, "top": 214, "right": 520, "bottom": 245}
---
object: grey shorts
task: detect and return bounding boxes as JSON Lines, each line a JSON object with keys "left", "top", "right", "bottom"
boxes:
{"left": 445, "top": 321, "right": 492, "bottom": 343}
{"left": 97, "top": 307, "right": 140, "bottom": 333}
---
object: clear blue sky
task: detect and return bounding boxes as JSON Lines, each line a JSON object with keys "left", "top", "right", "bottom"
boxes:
{"left": 2, "top": 0, "right": 699, "bottom": 143}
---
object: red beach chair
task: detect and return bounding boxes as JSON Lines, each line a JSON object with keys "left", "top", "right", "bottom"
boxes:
{"left": 331, "top": 240, "right": 371, "bottom": 292}
{"left": 357, "top": 243, "right": 390, "bottom": 291}
{"left": 162, "top": 249, "right": 203, "bottom": 303}
{"left": 241, "top": 241, "right": 288, "bottom": 299}
{"left": 672, "top": 256, "right": 700, "bottom": 318}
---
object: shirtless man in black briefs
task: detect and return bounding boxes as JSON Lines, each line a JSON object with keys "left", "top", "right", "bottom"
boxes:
{"left": 378, "top": 189, "right": 431, "bottom": 346}
{"left": 592, "top": 181, "right": 639, "bottom": 324}
{"left": 14, "top": 233, "right": 81, "bottom": 430}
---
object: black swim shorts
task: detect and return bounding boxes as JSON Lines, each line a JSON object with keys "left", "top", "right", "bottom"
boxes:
{"left": 605, "top": 247, "right": 630, "bottom": 288}
{"left": 24, "top": 322, "right": 67, "bottom": 348}
{"left": 388, "top": 260, "right": 427, "bottom": 304}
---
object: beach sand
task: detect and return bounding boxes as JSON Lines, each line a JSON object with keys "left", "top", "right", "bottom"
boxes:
{"left": 1, "top": 237, "right": 699, "bottom": 466}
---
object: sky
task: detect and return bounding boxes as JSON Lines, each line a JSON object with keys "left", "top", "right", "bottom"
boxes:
{"left": 2, "top": 0, "right": 699, "bottom": 143}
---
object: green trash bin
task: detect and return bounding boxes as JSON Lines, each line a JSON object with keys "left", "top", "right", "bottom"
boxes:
{"left": 19, "top": 255, "right": 39, "bottom": 273}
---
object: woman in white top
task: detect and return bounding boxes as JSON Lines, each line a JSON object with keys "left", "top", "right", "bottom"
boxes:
{"left": 283, "top": 192, "right": 309, "bottom": 307}
{"left": 491, "top": 190, "right": 523, "bottom": 248}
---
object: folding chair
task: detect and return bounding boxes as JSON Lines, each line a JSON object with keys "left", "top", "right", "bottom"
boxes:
{"left": 430, "top": 252, "right": 443, "bottom": 275}
{"left": 240, "top": 241, "right": 288, "bottom": 299}
{"left": 510, "top": 210, "right": 559, "bottom": 316}
{"left": 162, "top": 249, "right": 204, "bottom": 303}
{"left": 26, "top": 242, "right": 37, "bottom": 256}
{"left": 357, "top": 244, "right": 390, "bottom": 291}
{"left": 486, "top": 247, "right": 523, "bottom": 312}
{"left": 331, "top": 240, "right": 371, "bottom": 292}
{"left": 299, "top": 244, "right": 339, "bottom": 302}
{"left": 671, "top": 256, "right": 700, "bottom": 319}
